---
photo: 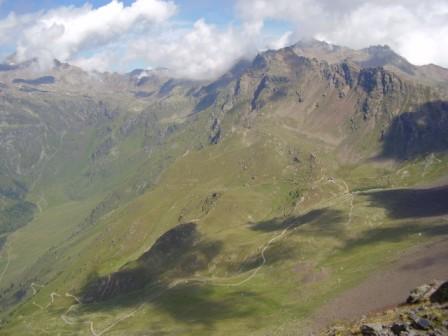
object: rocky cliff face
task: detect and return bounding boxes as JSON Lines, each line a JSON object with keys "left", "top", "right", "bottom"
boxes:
{"left": 0, "top": 41, "right": 447, "bottom": 336}
{"left": 189, "top": 43, "right": 448, "bottom": 162}
{"left": 1, "top": 41, "right": 447, "bottom": 182}
{"left": 0, "top": 41, "right": 447, "bottom": 281}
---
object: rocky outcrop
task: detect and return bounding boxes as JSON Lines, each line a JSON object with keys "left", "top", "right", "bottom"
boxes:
{"left": 324, "top": 281, "right": 448, "bottom": 336}
{"left": 209, "top": 117, "right": 221, "bottom": 144}
{"left": 431, "top": 281, "right": 448, "bottom": 304}
{"left": 91, "top": 137, "right": 114, "bottom": 161}
{"left": 407, "top": 281, "right": 442, "bottom": 304}
{"left": 358, "top": 68, "right": 402, "bottom": 96}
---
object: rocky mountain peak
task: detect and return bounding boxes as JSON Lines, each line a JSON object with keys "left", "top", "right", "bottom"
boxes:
{"left": 359, "top": 44, "right": 415, "bottom": 75}
{"left": 292, "top": 38, "right": 338, "bottom": 51}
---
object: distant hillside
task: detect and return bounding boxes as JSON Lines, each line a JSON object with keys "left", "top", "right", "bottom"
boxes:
{"left": 0, "top": 40, "right": 447, "bottom": 336}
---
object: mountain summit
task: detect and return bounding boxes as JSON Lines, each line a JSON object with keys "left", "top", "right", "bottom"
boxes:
{"left": 0, "top": 40, "right": 447, "bottom": 336}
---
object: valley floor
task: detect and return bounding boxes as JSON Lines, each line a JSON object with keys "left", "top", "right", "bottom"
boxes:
{"left": 1, "top": 125, "right": 448, "bottom": 336}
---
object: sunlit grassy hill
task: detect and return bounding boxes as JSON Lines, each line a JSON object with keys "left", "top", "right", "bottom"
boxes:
{"left": 0, "top": 41, "right": 447, "bottom": 335}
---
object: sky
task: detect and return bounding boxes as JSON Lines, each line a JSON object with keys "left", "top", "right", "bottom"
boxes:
{"left": 0, "top": 0, "right": 447, "bottom": 79}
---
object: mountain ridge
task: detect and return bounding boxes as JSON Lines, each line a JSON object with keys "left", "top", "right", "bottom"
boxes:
{"left": 0, "top": 39, "right": 447, "bottom": 336}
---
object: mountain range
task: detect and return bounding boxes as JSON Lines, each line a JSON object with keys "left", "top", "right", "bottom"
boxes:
{"left": 0, "top": 39, "right": 447, "bottom": 335}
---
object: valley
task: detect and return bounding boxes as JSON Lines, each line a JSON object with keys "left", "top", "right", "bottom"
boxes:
{"left": 0, "top": 40, "right": 447, "bottom": 335}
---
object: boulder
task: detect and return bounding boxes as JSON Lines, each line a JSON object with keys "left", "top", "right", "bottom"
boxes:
{"left": 361, "top": 323, "right": 386, "bottom": 336}
{"left": 390, "top": 322, "right": 408, "bottom": 335}
{"left": 409, "top": 314, "right": 432, "bottom": 330}
{"left": 407, "top": 282, "right": 440, "bottom": 304}
{"left": 430, "top": 281, "right": 448, "bottom": 304}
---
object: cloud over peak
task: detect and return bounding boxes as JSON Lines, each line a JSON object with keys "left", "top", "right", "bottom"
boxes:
{"left": 11, "top": 0, "right": 177, "bottom": 67}
{"left": 0, "top": 0, "right": 448, "bottom": 79}
{"left": 127, "top": 18, "right": 256, "bottom": 80}
{"left": 236, "top": 0, "right": 448, "bottom": 67}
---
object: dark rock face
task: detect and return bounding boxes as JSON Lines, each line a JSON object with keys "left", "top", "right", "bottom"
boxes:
{"left": 251, "top": 75, "right": 269, "bottom": 111}
{"left": 409, "top": 315, "right": 432, "bottom": 330}
{"left": 407, "top": 282, "right": 441, "bottom": 304}
{"left": 340, "top": 62, "right": 354, "bottom": 88}
{"left": 360, "top": 323, "right": 386, "bottom": 336}
{"left": 430, "top": 281, "right": 448, "bottom": 303}
{"left": 209, "top": 118, "right": 221, "bottom": 145}
{"left": 358, "top": 68, "right": 401, "bottom": 96}
{"left": 390, "top": 322, "right": 408, "bottom": 335}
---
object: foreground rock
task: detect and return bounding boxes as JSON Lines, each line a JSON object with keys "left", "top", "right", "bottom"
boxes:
{"left": 407, "top": 281, "right": 441, "bottom": 304}
{"left": 323, "top": 281, "right": 448, "bottom": 336}
{"left": 431, "top": 282, "right": 448, "bottom": 304}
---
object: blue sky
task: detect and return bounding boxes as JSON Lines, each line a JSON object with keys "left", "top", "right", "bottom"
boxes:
{"left": 0, "top": 0, "right": 291, "bottom": 36}
{"left": 0, "top": 0, "right": 236, "bottom": 26}
{"left": 0, "top": 0, "right": 296, "bottom": 78}
{"left": 0, "top": 0, "right": 446, "bottom": 79}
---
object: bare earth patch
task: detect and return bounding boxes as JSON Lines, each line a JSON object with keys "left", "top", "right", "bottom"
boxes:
{"left": 312, "top": 237, "right": 448, "bottom": 331}
{"left": 294, "top": 261, "right": 331, "bottom": 284}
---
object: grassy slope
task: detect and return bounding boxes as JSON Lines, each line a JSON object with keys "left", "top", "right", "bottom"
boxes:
{"left": 0, "top": 103, "right": 204, "bottom": 310}
{"left": 1, "top": 111, "right": 447, "bottom": 335}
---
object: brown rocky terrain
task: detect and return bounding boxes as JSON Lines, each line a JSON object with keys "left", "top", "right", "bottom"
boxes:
{"left": 322, "top": 279, "right": 448, "bottom": 336}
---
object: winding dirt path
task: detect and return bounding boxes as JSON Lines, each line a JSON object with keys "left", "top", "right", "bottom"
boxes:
{"left": 31, "top": 282, "right": 45, "bottom": 295}
{"left": 28, "top": 188, "right": 313, "bottom": 336}
{"left": 0, "top": 244, "right": 11, "bottom": 286}
{"left": 25, "top": 174, "right": 368, "bottom": 336}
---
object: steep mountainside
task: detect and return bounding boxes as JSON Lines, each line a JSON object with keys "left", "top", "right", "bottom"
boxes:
{"left": 323, "top": 280, "right": 448, "bottom": 336}
{"left": 0, "top": 41, "right": 447, "bottom": 336}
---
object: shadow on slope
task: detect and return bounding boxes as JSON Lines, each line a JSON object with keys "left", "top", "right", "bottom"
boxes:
{"left": 380, "top": 101, "right": 448, "bottom": 160}
{"left": 250, "top": 208, "right": 346, "bottom": 238}
{"left": 148, "top": 284, "right": 255, "bottom": 326}
{"left": 81, "top": 281, "right": 256, "bottom": 327}
{"left": 81, "top": 223, "right": 222, "bottom": 303}
{"left": 12, "top": 76, "right": 55, "bottom": 85}
{"left": 79, "top": 223, "right": 259, "bottom": 326}
{"left": 360, "top": 185, "right": 448, "bottom": 219}
{"left": 342, "top": 221, "right": 448, "bottom": 252}
{"left": 234, "top": 240, "right": 299, "bottom": 273}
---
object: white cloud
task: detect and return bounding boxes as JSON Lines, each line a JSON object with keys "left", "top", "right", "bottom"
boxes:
{"left": 0, "top": 0, "right": 259, "bottom": 79}
{"left": 71, "top": 51, "right": 119, "bottom": 72}
{"left": 2, "top": 0, "right": 447, "bottom": 79}
{"left": 126, "top": 19, "right": 257, "bottom": 79}
{"left": 0, "top": 11, "right": 39, "bottom": 45}
{"left": 3, "top": 0, "right": 176, "bottom": 67}
{"left": 236, "top": 0, "right": 448, "bottom": 67}
{"left": 268, "top": 31, "right": 292, "bottom": 50}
